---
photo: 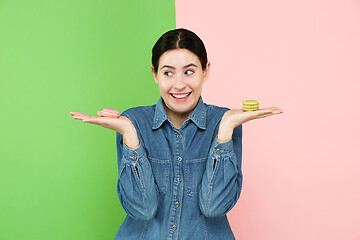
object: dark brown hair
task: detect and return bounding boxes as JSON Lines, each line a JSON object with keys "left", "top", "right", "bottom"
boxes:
{"left": 152, "top": 28, "right": 208, "bottom": 73}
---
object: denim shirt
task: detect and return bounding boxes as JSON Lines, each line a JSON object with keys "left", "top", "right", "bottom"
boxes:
{"left": 114, "top": 97, "right": 243, "bottom": 240}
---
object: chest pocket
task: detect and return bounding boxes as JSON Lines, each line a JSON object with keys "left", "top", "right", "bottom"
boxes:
{"left": 148, "top": 157, "right": 170, "bottom": 195}
{"left": 185, "top": 157, "right": 207, "bottom": 197}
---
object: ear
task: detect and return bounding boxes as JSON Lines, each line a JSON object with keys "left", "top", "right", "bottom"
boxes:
{"left": 151, "top": 66, "right": 159, "bottom": 84}
{"left": 203, "top": 62, "right": 211, "bottom": 82}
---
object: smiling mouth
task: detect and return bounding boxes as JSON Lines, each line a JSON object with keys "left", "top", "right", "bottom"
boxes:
{"left": 170, "top": 92, "right": 192, "bottom": 99}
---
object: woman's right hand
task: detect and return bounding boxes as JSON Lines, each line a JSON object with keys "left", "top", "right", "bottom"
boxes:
{"left": 69, "top": 111, "right": 140, "bottom": 149}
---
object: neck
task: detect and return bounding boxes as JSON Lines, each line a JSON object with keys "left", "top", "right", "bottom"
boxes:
{"left": 161, "top": 98, "right": 200, "bottom": 130}
{"left": 166, "top": 110, "right": 190, "bottom": 130}
{"left": 163, "top": 103, "right": 193, "bottom": 130}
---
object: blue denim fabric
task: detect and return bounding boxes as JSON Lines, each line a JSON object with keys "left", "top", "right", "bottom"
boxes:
{"left": 114, "top": 97, "right": 243, "bottom": 240}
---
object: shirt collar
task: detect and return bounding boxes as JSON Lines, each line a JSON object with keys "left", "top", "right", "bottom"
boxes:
{"left": 152, "top": 96, "right": 207, "bottom": 130}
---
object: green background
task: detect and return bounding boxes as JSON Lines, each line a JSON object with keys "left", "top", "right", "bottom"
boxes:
{"left": 0, "top": 0, "right": 175, "bottom": 239}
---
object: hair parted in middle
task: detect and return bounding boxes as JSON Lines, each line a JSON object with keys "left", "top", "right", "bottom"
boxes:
{"left": 152, "top": 28, "right": 208, "bottom": 73}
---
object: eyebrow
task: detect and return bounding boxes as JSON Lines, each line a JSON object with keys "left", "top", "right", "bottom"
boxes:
{"left": 160, "top": 63, "right": 198, "bottom": 70}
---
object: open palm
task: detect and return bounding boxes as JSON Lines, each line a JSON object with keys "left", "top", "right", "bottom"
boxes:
{"left": 223, "top": 106, "right": 283, "bottom": 128}
{"left": 69, "top": 111, "right": 133, "bottom": 135}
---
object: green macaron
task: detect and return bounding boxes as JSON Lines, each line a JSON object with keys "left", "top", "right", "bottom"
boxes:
{"left": 243, "top": 100, "right": 259, "bottom": 111}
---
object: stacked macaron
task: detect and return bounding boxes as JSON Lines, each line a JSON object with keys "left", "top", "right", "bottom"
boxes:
{"left": 100, "top": 108, "right": 120, "bottom": 118}
{"left": 242, "top": 100, "right": 259, "bottom": 111}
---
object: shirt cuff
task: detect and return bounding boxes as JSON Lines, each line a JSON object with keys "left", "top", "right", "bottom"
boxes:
{"left": 210, "top": 137, "right": 234, "bottom": 158}
{"left": 122, "top": 142, "right": 147, "bottom": 165}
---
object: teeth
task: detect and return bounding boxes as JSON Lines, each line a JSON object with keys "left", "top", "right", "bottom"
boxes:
{"left": 172, "top": 93, "right": 190, "bottom": 98}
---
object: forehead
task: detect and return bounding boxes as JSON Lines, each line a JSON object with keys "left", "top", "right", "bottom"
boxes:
{"left": 159, "top": 49, "right": 201, "bottom": 67}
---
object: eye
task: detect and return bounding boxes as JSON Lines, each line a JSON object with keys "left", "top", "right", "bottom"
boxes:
{"left": 185, "top": 70, "right": 194, "bottom": 75}
{"left": 164, "top": 71, "right": 173, "bottom": 76}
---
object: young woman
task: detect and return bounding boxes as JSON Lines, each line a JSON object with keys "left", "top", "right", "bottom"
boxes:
{"left": 70, "top": 28, "right": 283, "bottom": 240}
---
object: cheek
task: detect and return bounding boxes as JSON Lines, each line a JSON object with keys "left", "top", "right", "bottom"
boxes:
{"left": 158, "top": 82, "right": 171, "bottom": 93}
{"left": 189, "top": 80, "right": 204, "bottom": 91}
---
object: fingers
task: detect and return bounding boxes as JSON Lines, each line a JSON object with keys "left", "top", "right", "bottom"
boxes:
{"left": 70, "top": 111, "right": 90, "bottom": 120}
{"left": 97, "top": 110, "right": 103, "bottom": 117}
{"left": 255, "top": 113, "right": 275, "bottom": 119}
{"left": 253, "top": 107, "right": 283, "bottom": 119}
{"left": 257, "top": 107, "right": 283, "bottom": 114}
{"left": 70, "top": 111, "right": 86, "bottom": 116}
{"left": 82, "top": 117, "right": 97, "bottom": 123}
{"left": 81, "top": 115, "right": 105, "bottom": 124}
{"left": 69, "top": 111, "right": 81, "bottom": 116}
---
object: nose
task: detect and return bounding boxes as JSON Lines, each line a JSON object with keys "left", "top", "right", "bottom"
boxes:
{"left": 174, "top": 75, "right": 186, "bottom": 90}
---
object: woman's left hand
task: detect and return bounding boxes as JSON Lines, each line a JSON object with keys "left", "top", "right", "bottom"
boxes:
{"left": 223, "top": 106, "right": 283, "bottom": 127}
{"left": 217, "top": 106, "right": 283, "bottom": 142}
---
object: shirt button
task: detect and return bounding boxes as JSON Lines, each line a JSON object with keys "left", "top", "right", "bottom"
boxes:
{"left": 172, "top": 225, "right": 177, "bottom": 231}
{"left": 175, "top": 202, "right": 180, "bottom": 207}
{"left": 132, "top": 156, "right": 137, "bottom": 160}
{"left": 178, "top": 157, "right": 182, "bottom": 162}
{"left": 177, "top": 177, "right": 182, "bottom": 183}
{"left": 177, "top": 134, "right": 182, "bottom": 140}
{"left": 216, "top": 149, "right": 221, "bottom": 154}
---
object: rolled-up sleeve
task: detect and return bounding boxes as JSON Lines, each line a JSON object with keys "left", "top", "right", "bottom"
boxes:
{"left": 116, "top": 131, "right": 159, "bottom": 221}
{"left": 199, "top": 124, "right": 243, "bottom": 218}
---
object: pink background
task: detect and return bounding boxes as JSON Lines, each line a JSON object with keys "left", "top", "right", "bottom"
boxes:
{"left": 176, "top": 0, "right": 360, "bottom": 239}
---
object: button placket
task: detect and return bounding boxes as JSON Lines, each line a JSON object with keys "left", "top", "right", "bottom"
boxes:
{"left": 170, "top": 131, "right": 182, "bottom": 238}
{"left": 175, "top": 133, "right": 183, "bottom": 184}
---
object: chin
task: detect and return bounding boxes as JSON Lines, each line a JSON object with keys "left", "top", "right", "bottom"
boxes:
{"left": 163, "top": 94, "right": 199, "bottom": 115}
{"left": 172, "top": 103, "right": 197, "bottom": 114}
